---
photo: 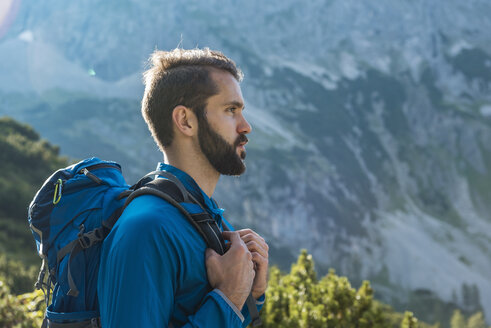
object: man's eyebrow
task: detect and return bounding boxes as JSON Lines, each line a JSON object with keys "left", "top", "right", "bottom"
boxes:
{"left": 223, "top": 101, "right": 245, "bottom": 109}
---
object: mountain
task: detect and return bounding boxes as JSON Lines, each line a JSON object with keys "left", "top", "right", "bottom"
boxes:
{"left": 1, "top": 0, "right": 491, "bottom": 323}
{"left": 0, "top": 116, "right": 68, "bottom": 265}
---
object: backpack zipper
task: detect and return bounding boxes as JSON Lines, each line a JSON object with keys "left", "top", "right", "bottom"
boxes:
{"left": 82, "top": 163, "right": 122, "bottom": 172}
{"left": 79, "top": 163, "right": 121, "bottom": 185}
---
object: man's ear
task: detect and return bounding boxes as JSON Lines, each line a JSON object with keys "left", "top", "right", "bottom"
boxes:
{"left": 172, "top": 105, "right": 197, "bottom": 137}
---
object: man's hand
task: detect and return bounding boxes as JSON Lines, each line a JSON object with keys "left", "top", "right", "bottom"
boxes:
{"left": 205, "top": 231, "right": 255, "bottom": 310}
{"left": 237, "top": 229, "right": 269, "bottom": 300}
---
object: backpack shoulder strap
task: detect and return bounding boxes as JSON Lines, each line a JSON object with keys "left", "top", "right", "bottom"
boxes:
{"left": 124, "top": 176, "right": 226, "bottom": 255}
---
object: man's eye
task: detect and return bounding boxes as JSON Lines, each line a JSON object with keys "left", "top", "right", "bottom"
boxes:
{"left": 227, "top": 107, "right": 237, "bottom": 113}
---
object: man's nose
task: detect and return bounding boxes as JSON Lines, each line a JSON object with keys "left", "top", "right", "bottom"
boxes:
{"left": 238, "top": 115, "right": 252, "bottom": 135}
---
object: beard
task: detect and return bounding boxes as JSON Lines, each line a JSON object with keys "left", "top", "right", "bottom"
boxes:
{"left": 198, "top": 117, "right": 248, "bottom": 176}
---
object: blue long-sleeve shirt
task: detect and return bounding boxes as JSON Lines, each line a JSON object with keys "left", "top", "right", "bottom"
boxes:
{"left": 97, "top": 163, "right": 264, "bottom": 327}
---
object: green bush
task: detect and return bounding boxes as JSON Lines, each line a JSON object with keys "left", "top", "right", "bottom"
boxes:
{"left": 262, "top": 250, "right": 386, "bottom": 327}
{"left": 401, "top": 312, "right": 419, "bottom": 328}
{"left": 0, "top": 280, "right": 45, "bottom": 328}
{"left": 450, "top": 310, "right": 490, "bottom": 328}
{"left": 0, "top": 255, "right": 37, "bottom": 295}
{"left": 259, "top": 250, "right": 446, "bottom": 328}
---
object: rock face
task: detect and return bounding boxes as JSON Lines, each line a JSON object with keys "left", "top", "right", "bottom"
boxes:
{"left": 1, "top": 0, "right": 491, "bottom": 320}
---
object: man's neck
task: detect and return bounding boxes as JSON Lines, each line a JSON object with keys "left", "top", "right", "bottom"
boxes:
{"left": 164, "top": 148, "right": 220, "bottom": 198}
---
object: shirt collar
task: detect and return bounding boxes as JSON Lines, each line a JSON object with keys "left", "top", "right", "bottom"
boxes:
{"left": 156, "top": 163, "right": 225, "bottom": 219}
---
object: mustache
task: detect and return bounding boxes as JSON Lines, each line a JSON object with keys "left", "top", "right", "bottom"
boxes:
{"left": 234, "top": 134, "right": 248, "bottom": 147}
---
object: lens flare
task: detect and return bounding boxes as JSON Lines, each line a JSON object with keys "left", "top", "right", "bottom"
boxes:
{"left": 0, "top": 0, "right": 21, "bottom": 40}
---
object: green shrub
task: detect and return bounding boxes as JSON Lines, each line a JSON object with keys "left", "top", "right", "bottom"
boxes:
{"left": 0, "top": 280, "right": 45, "bottom": 328}
{"left": 259, "top": 250, "right": 447, "bottom": 328}
{"left": 261, "top": 250, "right": 387, "bottom": 327}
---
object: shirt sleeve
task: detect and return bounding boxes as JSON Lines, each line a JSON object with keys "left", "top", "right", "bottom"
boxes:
{"left": 240, "top": 294, "right": 266, "bottom": 328}
{"left": 182, "top": 289, "right": 244, "bottom": 327}
{"left": 98, "top": 197, "right": 244, "bottom": 328}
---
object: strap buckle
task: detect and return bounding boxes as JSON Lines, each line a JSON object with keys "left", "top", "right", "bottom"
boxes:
{"left": 77, "top": 226, "right": 104, "bottom": 249}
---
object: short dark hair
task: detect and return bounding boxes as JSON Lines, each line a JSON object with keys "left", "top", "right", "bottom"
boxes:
{"left": 141, "top": 48, "right": 243, "bottom": 150}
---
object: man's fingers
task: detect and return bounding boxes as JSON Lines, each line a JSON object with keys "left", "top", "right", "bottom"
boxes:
{"left": 246, "top": 241, "right": 268, "bottom": 258}
{"left": 237, "top": 229, "right": 264, "bottom": 243}
{"left": 222, "top": 230, "right": 241, "bottom": 243}
{"left": 237, "top": 229, "right": 257, "bottom": 237}
{"left": 242, "top": 235, "right": 267, "bottom": 249}
{"left": 222, "top": 231, "right": 250, "bottom": 258}
{"left": 251, "top": 252, "right": 268, "bottom": 267}
{"left": 224, "top": 230, "right": 269, "bottom": 263}
{"left": 239, "top": 230, "right": 266, "bottom": 243}
{"left": 242, "top": 234, "right": 268, "bottom": 253}
{"left": 231, "top": 229, "right": 267, "bottom": 248}
{"left": 251, "top": 251, "right": 267, "bottom": 262}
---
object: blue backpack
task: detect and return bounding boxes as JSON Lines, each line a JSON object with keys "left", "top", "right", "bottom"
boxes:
{"left": 28, "top": 158, "right": 129, "bottom": 328}
{"left": 28, "top": 157, "right": 261, "bottom": 327}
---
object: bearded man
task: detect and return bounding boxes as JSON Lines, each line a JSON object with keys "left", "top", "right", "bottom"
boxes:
{"left": 97, "top": 48, "right": 268, "bottom": 327}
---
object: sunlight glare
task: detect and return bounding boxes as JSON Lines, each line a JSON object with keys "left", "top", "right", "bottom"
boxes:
{"left": 0, "top": 0, "right": 21, "bottom": 39}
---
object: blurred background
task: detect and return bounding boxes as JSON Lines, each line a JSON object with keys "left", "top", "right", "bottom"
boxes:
{"left": 1, "top": 0, "right": 491, "bottom": 326}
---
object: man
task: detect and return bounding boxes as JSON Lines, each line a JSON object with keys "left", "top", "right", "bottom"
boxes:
{"left": 97, "top": 48, "right": 269, "bottom": 327}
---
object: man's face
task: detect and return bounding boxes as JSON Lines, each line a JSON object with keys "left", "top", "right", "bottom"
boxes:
{"left": 197, "top": 70, "right": 252, "bottom": 176}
